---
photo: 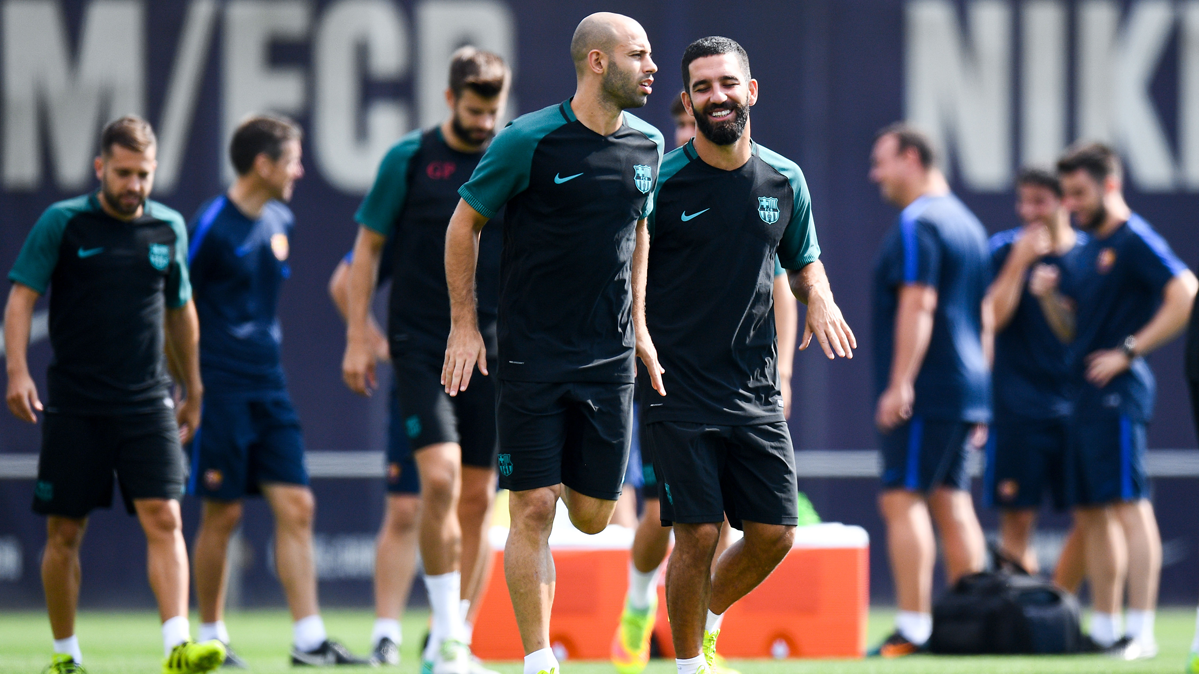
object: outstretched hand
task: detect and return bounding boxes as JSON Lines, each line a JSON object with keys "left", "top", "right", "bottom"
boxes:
{"left": 801, "top": 286, "right": 857, "bottom": 359}
{"left": 443, "top": 326, "right": 488, "bottom": 396}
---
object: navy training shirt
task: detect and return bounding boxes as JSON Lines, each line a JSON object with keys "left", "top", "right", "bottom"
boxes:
{"left": 1059, "top": 214, "right": 1189, "bottom": 422}
{"left": 871, "top": 193, "right": 991, "bottom": 423}
{"left": 990, "top": 228, "right": 1086, "bottom": 420}
{"left": 187, "top": 195, "right": 294, "bottom": 395}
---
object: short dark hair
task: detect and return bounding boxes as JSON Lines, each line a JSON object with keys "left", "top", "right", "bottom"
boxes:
{"left": 449, "top": 46, "right": 509, "bottom": 99}
{"left": 1016, "top": 166, "right": 1062, "bottom": 197}
{"left": 230, "top": 115, "right": 302, "bottom": 176}
{"left": 100, "top": 115, "right": 156, "bottom": 156}
{"left": 1056, "top": 141, "right": 1122, "bottom": 184}
{"left": 876, "top": 122, "right": 935, "bottom": 169}
{"left": 670, "top": 92, "right": 687, "bottom": 119}
{"left": 681, "top": 36, "right": 750, "bottom": 90}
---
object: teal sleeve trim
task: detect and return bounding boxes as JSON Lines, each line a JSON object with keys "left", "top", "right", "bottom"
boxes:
{"left": 760, "top": 145, "right": 821, "bottom": 270}
{"left": 7, "top": 195, "right": 88, "bottom": 294}
{"left": 775, "top": 256, "right": 785, "bottom": 277}
{"left": 355, "top": 129, "right": 423, "bottom": 236}
{"left": 624, "top": 112, "right": 665, "bottom": 219}
{"left": 460, "top": 104, "right": 567, "bottom": 218}
{"left": 151, "top": 201, "right": 192, "bottom": 308}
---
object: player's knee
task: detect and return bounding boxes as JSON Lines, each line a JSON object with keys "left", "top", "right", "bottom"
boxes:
{"left": 568, "top": 509, "right": 610, "bottom": 535}
{"left": 385, "top": 496, "right": 421, "bottom": 533}
{"left": 202, "top": 501, "right": 244, "bottom": 534}
{"left": 46, "top": 517, "right": 86, "bottom": 551}
{"left": 458, "top": 485, "right": 492, "bottom": 524}
{"left": 281, "top": 490, "right": 316, "bottom": 530}
{"left": 137, "top": 500, "right": 183, "bottom": 537}
{"left": 510, "top": 490, "right": 557, "bottom": 530}
{"left": 756, "top": 524, "right": 795, "bottom": 562}
{"left": 674, "top": 522, "right": 721, "bottom": 552}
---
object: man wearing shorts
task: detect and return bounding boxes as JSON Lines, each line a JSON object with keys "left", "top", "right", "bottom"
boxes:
{"left": 4, "top": 116, "right": 224, "bottom": 674}
{"left": 442, "top": 13, "right": 664, "bottom": 674}
{"left": 188, "top": 115, "right": 368, "bottom": 666}
{"left": 342, "top": 47, "right": 510, "bottom": 673}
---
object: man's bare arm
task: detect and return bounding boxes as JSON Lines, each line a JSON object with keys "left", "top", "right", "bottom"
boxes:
{"left": 632, "top": 217, "right": 664, "bottom": 396}
{"left": 987, "top": 224, "right": 1050, "bottom": 331}
{"left": 341, "top": 227, "right": 387, "bottom": 395}
{"left": 164, "top": 299, "right": 203, "bottom": 444}
{"left": 788, "top": 260, "right": 856, "bottom": 359}
{"left": 443, "top": 200, "right": 490, "bottom": 395}
{"left": 328, "top": 258, "right": 389, "bottom": 362}
{"left": 4, "top": 284, "right": 42, "bottom": 423}
{"left": 1027, "top": 264, "right": 1074, "bottom": 343}
{"left": 876, "top": 284, "right": 937, "bottom": 431}
{"left": 773, "top": 272, "right": 798, "bottom": 418}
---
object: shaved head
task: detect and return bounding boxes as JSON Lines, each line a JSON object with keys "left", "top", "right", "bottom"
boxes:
{"left": 570, "top": 12, "right": 643, "bottom": 74}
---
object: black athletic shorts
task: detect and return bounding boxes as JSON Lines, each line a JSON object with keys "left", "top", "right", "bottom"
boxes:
{"left": 187, "top": 391, "right": 307, "bottom": 501}
{"left": 495, "top": 379, "right": 633, "bottom": 500}
{"left": 639, "top": 406, "right": 659, "bottom": 501}
{"left": 879, "top": 416, "right": 972, "bottom": 493}
{"left": 647, "top": 420, "right": 798, "bottom": 531}
{"left": 394, "top": 353, "right": 498, "bottom": 469}
{"left": 984, "top": 417, "right": 1068, "bottom": 511}
{"left": 33, "top": 407, "right": 185, "bottom": 518}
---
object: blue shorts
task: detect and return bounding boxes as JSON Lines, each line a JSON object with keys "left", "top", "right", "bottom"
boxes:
{"left": 188, "top": 392, "right": 307, "bottom": 500}
{"left": 985, "top": 417, "right": 1068, "bottom": 511}
{"left": 386, "top": 382, "right": 420, "bottom": 495}
{"left": 880, "top": 417, "right": 972, "bottom": 492}
{"left": 1066, "top": 412, "right": 1149, "bottom": 506}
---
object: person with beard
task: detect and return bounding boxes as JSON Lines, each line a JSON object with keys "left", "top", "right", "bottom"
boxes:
{"left": 442, "top": 13, "right": 663, "bottom": 674}
{"left": 642, "top": 37, "right": 853, "bottom": 674}
{"left": 1035, "top": 143, "right": 1196, "bottom": 658}
{"left": 342, "top": 47, "right": 510, "bottom": 673}
{"left": 4, "top": 116, "right": 225, "bottom": 674}
{"left": 868, "top": 124, "right": 990, "bottom": 657}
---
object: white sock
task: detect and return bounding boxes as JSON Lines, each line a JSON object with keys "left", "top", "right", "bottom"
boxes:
{"left": 705, "top": 610, "right": 724, "bottom": 634}
{"left": 1125, "top": 609, "right": 1155, "bottom": 643}
{"left": 895, "top": 611, "right": 932, "bottom": 646}
{"left": 460, "top": 599, "right": 473, "bottom": 644}
{"left": 371, "top": 618, "right": 401, "bottom": 649}
{"left": 1090, "top": 611, "right": 1121, "bottom": 648}
{"left": 293, "top": 614, "right": 328, "bottom": 653}
{"left": 523, "top": 647, "right": 558, "bottom": 674}
{"left": 53, "top": 636, "right": 82, "bottom": 664}
{"left": 424, "top": 572, "right": 464, "bottom": 659}
{"left": 676, "top": 654, "right": 706, "bottom": 674}
{"left": 627, "top": 563, "right": 661, "bottom": 611}
{"left": 199, "top": 621, "right": 229, "bottom": 645}
{"left": 460, "top": 599, "right": 472, "bottom": 621}
{"left": 1191, "top": 607, "right": 1199, "bottom": 652}
{"left": 162, "top": 616, "right": 190, "bottom": 656}
{"left": 464, "top": 620, "right": 474, "bottom": 645}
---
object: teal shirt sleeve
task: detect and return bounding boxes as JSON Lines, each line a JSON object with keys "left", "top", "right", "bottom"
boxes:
{"left": 151, "top": 202, "right": 192, "bottom": 308}
{"left": 8, "top": 199, "right": 81, "bottom": 294}
{"left": 623, "top": 113, "right": 665, "bottom": 220}
{"left": 775, "top": 256, "right": 785, "bottom": 277}
{"left": 458, "top": 123, "right": 536, "bottom": 219}
{"left": 356, "top": 130, "right": 422, "bottom": 236}
{"left": 760, "top": 146, "right": 820, "bottom": 270}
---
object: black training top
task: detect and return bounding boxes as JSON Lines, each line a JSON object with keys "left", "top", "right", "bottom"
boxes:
{"left": 357, "top": 127, "right": 501, "bottom": 356}
{"left": 458, "top": 99, "right": 664, "bottom": 383}
{"left": 8, "top": 193, "right": 191, "bottom": 414}
{"left": 641, "top": 141, "right": 820, "bottom": 425}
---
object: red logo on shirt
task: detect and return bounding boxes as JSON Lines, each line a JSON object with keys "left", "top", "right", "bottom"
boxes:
{"left": 426, "top": 162, "right": 457, "bottom": 180}
{"left": 1097, "top": 248, "right": 1116, "bottom": 274}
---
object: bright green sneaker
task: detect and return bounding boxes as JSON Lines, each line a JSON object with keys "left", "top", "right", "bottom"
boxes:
{"left": 1187, "top": 649, "right": 1199, "bottom": 673}
{"left": 611, "top": 598, "right": 656, "bottom": 674}
{"left": 43, "top": 654, "right": 87, "bottom": 674}
{"left": 702, "top": 630, "right": 740, "bottom": 674}
{"left": 163, "top": 640, "right": 226, "bottom": 674}
{"left": 432, "top": 638, "right": 471, "bottom": 674}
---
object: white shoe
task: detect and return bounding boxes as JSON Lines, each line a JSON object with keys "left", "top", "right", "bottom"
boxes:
{"left": 468, "top": 653, "right": 500, "bottom": 674}
{"left": 431, "top": 639, "right": 471, "bottom": 674}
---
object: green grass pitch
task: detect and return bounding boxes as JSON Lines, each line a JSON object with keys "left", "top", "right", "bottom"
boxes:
{"left": 0, "top": 608, "right": 1195, "bottom": 673}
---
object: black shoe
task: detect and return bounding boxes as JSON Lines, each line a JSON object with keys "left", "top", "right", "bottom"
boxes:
{"left": 221, "top": 644, "right": 249, "bottom": 669}
{"left": 867, "top": 631, "right": 923, "bottom": 658}
{"left": 291, "top": 639, "right": 373, "bottom": 666}
{"left": 372, "top": 637, "right": 400, "bottom": 666}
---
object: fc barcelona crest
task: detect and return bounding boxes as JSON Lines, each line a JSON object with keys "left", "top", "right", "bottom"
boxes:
{"left": 757, "top": 196, "right": 780, "bottom": 224}
{"left": 633, "top": 164, "right": 653, "bottom": 194}
{"left": 149, "top": 243, "right": 171, "bottom": 270}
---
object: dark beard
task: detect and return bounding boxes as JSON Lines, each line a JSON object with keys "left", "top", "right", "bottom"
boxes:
{"left": 1079, "top": 203, "right": 1107, "bottom": 232}
{"left": 602, "top": 61, "right": 647, "bottom": 110}
{"left": 101, "top": 181, "right": 143, "bottom": 217}
{"left": 694, "top": 100, "right": 748, "bottom": 146}
{"left": 451, "top": 115, "right": 492, "bottom": 149}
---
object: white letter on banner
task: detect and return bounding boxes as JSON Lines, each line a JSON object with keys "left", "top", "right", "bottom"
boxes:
{"left": 155, "top": 0, "right": 219, "bottom": 193}
{"left": 1179, "top": 2, "right": 1199, "bottom": 189}
{"left": 2, "top": 0, "right": 145, "bottom": 191}
{"left": 313, "top": 0, "right": 409, "bottom": 194}
{"left": 905, "top": 0, "right": 1011, "bottom": 191}
{"left": 1021, "top": 1, "right": 1067, "bottom": 167}
{"left": 415, "top": 0, "right": 517, "bottom": 128}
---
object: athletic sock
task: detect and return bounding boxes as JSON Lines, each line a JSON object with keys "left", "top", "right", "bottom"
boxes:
{"left": 53, "top": 636, "right": 82, "bottom": 664}
{"left": 162, "top": 616, "right": 190, "bottom": 656}
{"left": 1191, "top": 607, "right": 1199, "bottom": 652}
{"left": 895, "top": 611, "right": 932, "bottom": 646}
{"left": 293, "top": 614, "right": 328, "bottom": 653}
{"left": 1125, "top": 609, "right": 1155, "bottom": 643}
{"left": 1090, "top": 611, "right": 1121, "bottom": 648}
{"left": 676, "top": 654, "right": 706, "bottom": 674}
{"left": 424, "top": 571, "right": 464, "bottom": 659}
{"left": 463, "top": 620, "right": 474, "bottom": 646}
{"left": 199, "top": 621, "right": 229, "bottom": 645}
{"left": 523, "top": 647, "right": 558, "bottom": 674}
{"left": 705, "top": 610, "right": 724, "bottom": 634}
{"left": 627, "top": 562, "right": 661, "bottom": 611}
{"left": 460, "top": 599, "right": 473, "bottom": 644}
{"left": 371, "top": 618, "right": 401, "bottom": 649}
{"left": 460, "top": 599, "right": 472, "bottom": 621}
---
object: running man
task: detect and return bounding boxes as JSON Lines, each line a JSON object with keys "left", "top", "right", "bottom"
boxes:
{"left": 4, "top": 116, "right": 224, "bottom": 674}
{"left": 639, "top": 37, "right": 853, "bottom": 674}
{"left": 442, "top": 13, "right": 663, "bottom": 674}
{"left": 984, "top": 168, "right": 1083, "bottom": 576}
{"left": 342, "top": 47, "right": 510, "bottom": 673}
{"left": 611, "top": 89, "right": 800, "bottom": 674}
{"left": 187, "top": 115, "right": 368, "bottom": 666}
{"left": 1042, "top": 143, "right": 1197, "bottom": 657}
{"left": 869, "top": 124, "right": 989, "bottom": 656}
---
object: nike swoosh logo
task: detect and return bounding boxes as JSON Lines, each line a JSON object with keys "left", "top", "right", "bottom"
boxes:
{"left": 77, "top": 247, "right": 104, "bottom": 258}
{"left": 554, "top": 172, "right": 583, "bottom": 184}
{"left": 680, "top": 208, "right": 710, "bottom": 222}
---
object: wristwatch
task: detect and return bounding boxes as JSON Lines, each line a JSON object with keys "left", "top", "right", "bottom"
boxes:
{"left": 1121, "top": 335, "right": 1139, "bottom": 359}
